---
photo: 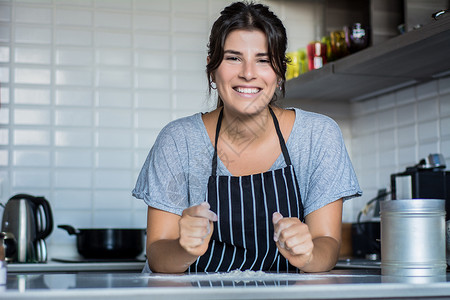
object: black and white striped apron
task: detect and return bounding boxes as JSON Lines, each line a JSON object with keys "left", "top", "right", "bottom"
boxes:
{"left": 190, "top": 107, "right": 304, "bottom": 273}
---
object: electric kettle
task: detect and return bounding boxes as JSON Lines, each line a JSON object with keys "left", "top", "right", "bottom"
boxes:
{"left": 1, "top": 194, "right": 53, "bottom": 263}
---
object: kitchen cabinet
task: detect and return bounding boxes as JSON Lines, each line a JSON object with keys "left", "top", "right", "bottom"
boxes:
{"left": 285, "top": 16, "right": 450, "bottom": 102}
{"left": 3, "top": 269, "right": 450, "bottom": 299}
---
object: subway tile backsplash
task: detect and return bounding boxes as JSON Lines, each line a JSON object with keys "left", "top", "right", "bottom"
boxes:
{"left": 348, "top": 77, "right": 450, "bottom": 223}
{"left": 1, "top": 0, "right": 321, "bottom": 256}
{"left": 2, "top": 0, "right": 448, "bottom": 257}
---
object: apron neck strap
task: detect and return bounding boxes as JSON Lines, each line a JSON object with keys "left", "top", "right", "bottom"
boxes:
{"left": 211, "top": 106, "right": 292, "bottom": 177}
{"left": 212, "top": 108, "right": 224, "bottom": 177}
{"left": 268, "top": 106, "right": 292, "bottom": 166}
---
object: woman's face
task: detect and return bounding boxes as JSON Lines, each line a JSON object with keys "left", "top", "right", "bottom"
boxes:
{"left": 213, "top": 29, "right": 278, "bottom": 115}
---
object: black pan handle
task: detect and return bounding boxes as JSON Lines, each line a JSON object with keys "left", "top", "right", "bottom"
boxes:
{"left": 57, "top": 225, "right": 79, "bottom": 235}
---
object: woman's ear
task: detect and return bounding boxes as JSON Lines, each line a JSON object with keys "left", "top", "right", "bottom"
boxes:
{"left": 207, "top": 56, "right": 215, "bottom": 83}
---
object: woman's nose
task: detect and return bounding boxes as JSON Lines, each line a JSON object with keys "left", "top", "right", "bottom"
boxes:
{"left": 239, "top": 61, "right": 256, "bottom": 81}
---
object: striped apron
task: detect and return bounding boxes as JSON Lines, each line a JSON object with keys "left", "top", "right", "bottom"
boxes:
{"left": 190, "top": 107, "right": 304, "bottom": 273}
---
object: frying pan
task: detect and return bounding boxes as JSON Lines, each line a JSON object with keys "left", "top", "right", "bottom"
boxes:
{"left": 58, "top": 225, "right": 145, "bottom": 259}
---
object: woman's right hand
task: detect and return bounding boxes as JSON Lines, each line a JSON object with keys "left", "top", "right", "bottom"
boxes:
{"left": 178, "top": 202, "right": 217, "bottom": 257}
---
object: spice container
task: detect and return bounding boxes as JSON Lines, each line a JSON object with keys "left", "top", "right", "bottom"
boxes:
{"left": 344, "top": 23, "right": 370, "bottom": 53}
{"left": 330, "top": 30, "right": 348, "bottom": 59}
{"left": 286, "top": 51, "right": 300, "bottom": 80}
{"left": 306, "top": 42, "right": 327, "bottom": 70}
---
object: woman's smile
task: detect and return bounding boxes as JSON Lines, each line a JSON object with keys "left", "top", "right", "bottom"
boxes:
{"left": 233, "top": 86, "right": 262, "bottom": 97}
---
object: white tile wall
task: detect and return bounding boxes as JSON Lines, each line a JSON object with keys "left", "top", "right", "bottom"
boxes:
{"left": 348, "top": 76, "right": 450, "bottom": 223}
{"left": 0, "top": 0, "right": 319, "bottom": 257}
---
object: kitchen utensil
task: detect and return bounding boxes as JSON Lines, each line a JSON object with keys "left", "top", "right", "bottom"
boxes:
{"left": 1, "top": 194, "right": 53, "bottom": 263}
{"left": 58, "top": 225, "right": 145, "bottom": 259}
{"left": 380, "top": 199, "right": 447, "bottom": 276}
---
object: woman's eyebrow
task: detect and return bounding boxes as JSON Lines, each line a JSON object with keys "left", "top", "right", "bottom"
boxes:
{"left": 224, "top": 50, "right": 242, "bottom": 55}
{"left": 223, "top": 50, "right": 269, "bottom": 56}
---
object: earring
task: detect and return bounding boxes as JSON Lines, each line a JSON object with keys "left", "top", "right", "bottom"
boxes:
{"left": 210, "top": 76, "right": 217, "bottom": 90}
{"left": 277, "top": 79, "right": 283, "bottom": 91}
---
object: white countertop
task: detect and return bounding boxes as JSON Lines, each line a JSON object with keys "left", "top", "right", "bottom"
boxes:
{"left": 6, "top": 258, "right": 377, "bottom": 273}
{"left": 2, "top": 269, "right": 450, "bottom": 299}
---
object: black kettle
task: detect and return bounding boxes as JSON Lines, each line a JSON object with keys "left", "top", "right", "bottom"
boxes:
{"left": 1, "top": 194, "right": 53, "bottom": 263}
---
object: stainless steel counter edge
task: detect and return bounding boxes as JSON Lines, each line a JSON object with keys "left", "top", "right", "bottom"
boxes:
{"left": 3, "top": 282, "right": 450, "bottom": 300}
{"left": 7, "top": 261, "right": 146, "bottom": 273}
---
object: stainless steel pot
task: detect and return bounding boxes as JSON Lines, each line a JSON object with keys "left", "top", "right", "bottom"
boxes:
{"left": 381, "top": 199, "right": 447, "bottom": 276}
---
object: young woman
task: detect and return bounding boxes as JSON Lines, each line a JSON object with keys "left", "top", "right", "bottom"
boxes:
{"left": 133, "top": 1, "right": 361, "bottom": 273}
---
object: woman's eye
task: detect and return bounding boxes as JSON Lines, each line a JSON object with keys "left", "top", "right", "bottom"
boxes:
{"left": 259, "top": 59, "right": 270, "bottom": 64}
{"left": 225, "top": 56, "right": 239, "bottom": 61}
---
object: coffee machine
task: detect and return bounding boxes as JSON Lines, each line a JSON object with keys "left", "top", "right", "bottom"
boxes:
{"left": 1, "top": 194, "right": 53, "bottom": 263}
{"left": 391, "top": 154, "right": 450, "bottom": 220}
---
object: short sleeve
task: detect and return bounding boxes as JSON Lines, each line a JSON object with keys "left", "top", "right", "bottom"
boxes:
{"left": 298, "top": 113, "right": 361, "bottom": 216}
{"left": 132, "top": 123, "right": 190, "bottom": 216}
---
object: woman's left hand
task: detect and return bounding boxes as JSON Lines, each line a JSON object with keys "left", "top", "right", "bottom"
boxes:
{"left": 272, "top": 212, "right": 313, "bottom": 269}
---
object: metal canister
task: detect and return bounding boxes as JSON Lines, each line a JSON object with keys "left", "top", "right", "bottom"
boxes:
{"left": 446, "top": 220, "right": 450, "bottom": 267}
{"left": 380, "top": 199, "right": 447, "bottom": 276}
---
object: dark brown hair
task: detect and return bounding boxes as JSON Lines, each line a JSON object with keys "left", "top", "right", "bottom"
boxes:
{"left": 207, "top": 1, "right": 288, "bottom": 107}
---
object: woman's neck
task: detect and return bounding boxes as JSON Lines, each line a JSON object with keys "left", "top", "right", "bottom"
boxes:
{"left": 220, "top": 106, "right": 273, "bottom": 152}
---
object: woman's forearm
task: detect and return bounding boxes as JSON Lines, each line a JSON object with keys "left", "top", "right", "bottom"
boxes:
{"left": 147, "top": 238, "right": 199, "bottom": 273}
{"left": 299, "top": 236, "right": 340, "bottom": 273}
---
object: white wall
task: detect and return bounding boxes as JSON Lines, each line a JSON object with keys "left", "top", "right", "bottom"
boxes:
{"left": 0, "top": 0, "right": 323, "bottom": 257}
{"left": 347, "top": 77, "right": 450, "bottom": 223}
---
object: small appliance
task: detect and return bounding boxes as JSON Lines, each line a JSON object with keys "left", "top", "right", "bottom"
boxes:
{"left": 351, "top": 221, "right": 380, "bottom": 259}
{"left": 390, "top": 153, "right": 449, "bottom": 220}
{"left": 351, "top": 189, "right": 388, "bottom": 259}
{"left": 1, "top": 194, "right": 53, "bottom": 263}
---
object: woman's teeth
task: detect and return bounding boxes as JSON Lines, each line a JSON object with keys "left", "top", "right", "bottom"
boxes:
{"left": 235, "top": 87, "right": 260, "bottom": 94}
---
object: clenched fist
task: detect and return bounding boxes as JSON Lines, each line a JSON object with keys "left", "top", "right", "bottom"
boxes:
{"left": 179, "top": 202, "right": 218, "bottom": 257}
{"left": 272, "top": 212, "right": 313, "bottom": 269}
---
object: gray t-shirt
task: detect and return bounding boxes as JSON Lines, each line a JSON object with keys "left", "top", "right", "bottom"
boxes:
{"left": 133, "top": 108, "right": 362, "bottom": 217}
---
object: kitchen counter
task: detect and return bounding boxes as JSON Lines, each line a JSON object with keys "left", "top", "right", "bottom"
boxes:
{"left": 5, "top": 258, "right": 379, "bottom": 273}
{"left": 6, "top": 260, "right": 146, "bottom": 273}
{"left": 2, "top": 269, "right": 450, "bottom": 299}
{"left": 6, "top": 255, "right": 147, "bottom": 273}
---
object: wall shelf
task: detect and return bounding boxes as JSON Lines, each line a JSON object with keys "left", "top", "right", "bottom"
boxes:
{"left": 285, "top": 16, "right": 450, "bottom": 102}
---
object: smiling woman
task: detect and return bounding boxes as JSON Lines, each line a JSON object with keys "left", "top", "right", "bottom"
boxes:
{"left": 132, "top": 1, "right": 362, "bottom": 274}
{"left": 206, "top": 1, "right": 288, "bottom": 108}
